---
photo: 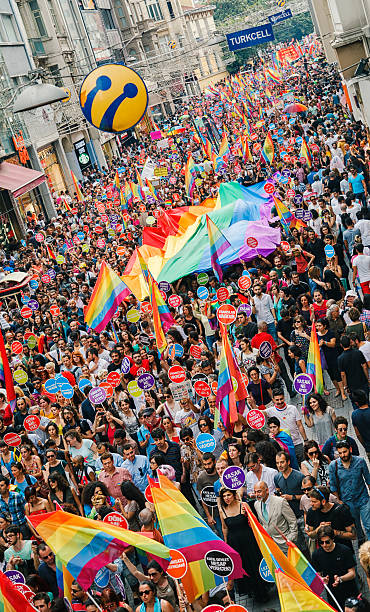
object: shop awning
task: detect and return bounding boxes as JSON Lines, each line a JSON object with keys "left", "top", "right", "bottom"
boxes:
{"left": 0, "top": 161, "right": 46, "bottom": 198}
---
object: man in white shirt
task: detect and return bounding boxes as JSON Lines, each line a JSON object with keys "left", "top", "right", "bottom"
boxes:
{"left": 251, "top": 284, "right": 277, "bottom": 340}
{"left": 265, "top": 389, "right": 307, "bottom": 464}
{"left": 355, "top": 213, "right": 370, "bottom": 247}
{"left": 340, "top": 172, "right": 350, "bottom": 195}
{"left": 312, "top": 175, "right": 323, "bottom": 196}
{"left": 245, "top": 452, "right": 277, "bottom": 498}
{"left": 353, "top": 244, "right": 370, "bottom": 295}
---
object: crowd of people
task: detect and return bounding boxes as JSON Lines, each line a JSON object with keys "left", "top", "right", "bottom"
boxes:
{"left": 1, "top": 39, "right": 370, "bottom": 612}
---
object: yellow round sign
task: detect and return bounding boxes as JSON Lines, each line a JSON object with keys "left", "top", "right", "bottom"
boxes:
{"left": 79, "top": 63, "right": 148, "bottom": 133}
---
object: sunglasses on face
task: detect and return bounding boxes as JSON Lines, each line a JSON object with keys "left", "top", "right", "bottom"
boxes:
{"left": 319, "top": 539, "right": 331, "bottom": 545}
{"left": 308, "top": 450, "right": 318, "bottom": 457}
{"left": 139, "top": 590, "right": 152, "bottom": 596}
{"left": 302, "top": 487, "right": 313, "bottom": 492}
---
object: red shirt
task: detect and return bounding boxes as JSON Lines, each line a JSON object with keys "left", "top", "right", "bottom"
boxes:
{"left": 130, "top": 359, "right": 150, "bottom": 377}
{"left": 312, "top": 300, "right": 328, "bottom": 320}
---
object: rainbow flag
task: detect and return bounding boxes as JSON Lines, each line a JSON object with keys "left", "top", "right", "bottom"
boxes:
{"left": 218, "top": 132, "right": 230, "bottom": 159}
{"left": 114, "top": 170, "right": 120, "bottom": 193}
{"left": 0, "top": 571, "right": 36, "bottom": 611}
{"left": 146, "top": 178, "right": 158, "bottom": 200}
{"left": 206, "top": 215, "right": 232, "bottom": 281}
{"left": 124, "top": 180, "right": 133, "bottom": 203}
{"left": 215, "top": 323, "right": 247, "bottom": 432}
{"left": 306, "top": 323, "right": 324, "bottom": 395}
{"left": 71, "top": 171, "right": 83, "bottom": 202}
{"left": 46, "top": 244, "right": 56, "bottom": 260}
{"left": 56, "top": 556, "right": 74, "bottom": 602}
{"left": 273, "top": 195, "right": 294, "bottom": 229}
{"left": 84, "top": 261, "right": 129, "bottom": 332}
{"left": 148, "top": 272, "right": 175, "bottom": 354}
{"left": 276, "top": 570, "right": 336, "bottom": 612}
{"left": 130, "top": 181, "right": 140, "bottom": 202}
{"left": 287, "top": 541, "right": 324, "bottom": 596}
{"left": 136, "top": 170, "right": 146, "bottom": 201}
{"left": 185, "top": 153, "right": 196, "bottom": 198}
{"left": 120, "top": 189, "right": 127, "bottom": 213}
{"left": 28, "top": 510, "right": 171, "bottom": 591}
{"left": 261, "top": 132, "right": 275, "bottom": 164}
{"left": 242, "top": 135, "right": 252, "bottom": 162}
{"left": 300, "top": 137, "right": 312, "bottom": 169}
{"left": 0, "top": 330, "right": 16, "bottom": 414}
{"left": 150, "top": 482, "right": 245, "bottom": 603}
{"left": 264, "top": 67, "right": 282, "bottom": 83}
{"left": 157, "top": 473, "right": 204, "bottom": 521}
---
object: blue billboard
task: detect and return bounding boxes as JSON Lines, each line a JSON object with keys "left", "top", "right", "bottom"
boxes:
{"left": 226, "top": 23, "right": 275, "bottom": 51}
{"left": 268, "top": 8, "right": 293, "bottom": 24}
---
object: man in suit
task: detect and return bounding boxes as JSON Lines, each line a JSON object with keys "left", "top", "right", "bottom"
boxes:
{"left": 254, "top": 480, "right": 298, "bottom": 553}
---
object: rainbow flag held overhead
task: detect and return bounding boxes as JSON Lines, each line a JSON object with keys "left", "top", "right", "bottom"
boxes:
{"left": 114, "top": 170, "right": 120, "bottom": 193}
{"left": 28, "top": 510, "right": 171, "bottom": 591}
{"left": 300, "top": 137, "right": 312, "bottom": 169}
{"left": 148, "top": 272, "right": 176, "bottom": 353}
{"left": 0, "top": 570, "right": 37, "bottom": 611}
{"left": 273, "top": 195, "right": 294, "bottom": 229}
{"left": 46, "top": 243, "right": 56, "bottom": 260}
{"left": 287, "top": 541, "right": 324, "bottom": 596}
{"left": 306, "top": 323, "right": 324, "bottom": 395}
{"left": 124, "top": 180, "right": 133, "bottom": 204}
{"left": 242, "top": 135, "right": 253, "bottom": 162}
{"left": 56, "top": 556, "right": 74, "bottom": 602}
{"left": 218, "top": 131, "right": 230, "bottom": 159}
{"left": 120, "top": 190, "right": 128, "bottom": 213}
{"left": 185, "top": 153, "right": 196, "bottom": 198}
{"left": 0, "top": 330, "right": 16, "bottom": 414}
{"left": 261, "top": 132, "right": 275, "bottom": 164}
{"left": 264, "top": 67, "right": 282, "bottom": 83}
{"left": 150, "top": 481, "right": 245, "bottom": 603}
{"left": 84, "top": 261, "right": 129, "bottom": 332}
{"left": 71, "top": 171, "right": 83, "bottom": 202}
{"left": 157, "top": 473, "right": 205, "bottom": 522}
{"left": 146, "top": 178, "right": 158, "bottom": 200}
{"left": 136, "top": 170, "right": 146, "bottom": 201}
{"left": 276, "top": 570, "right": 336, "bottom": 612}
{"left": 206, "top": 215, "right": 233, "bottom": 281}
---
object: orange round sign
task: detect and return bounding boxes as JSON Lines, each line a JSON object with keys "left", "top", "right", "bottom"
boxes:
{"left": 166, "top": 549, "right": 188, "bottom": 579}
{"left": 217, "top": 304, "right": 237, "bottom": 325}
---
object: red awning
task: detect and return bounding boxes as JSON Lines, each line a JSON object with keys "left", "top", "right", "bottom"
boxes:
{"left": 0, "top": 161, "right": 46, "bottom": 198}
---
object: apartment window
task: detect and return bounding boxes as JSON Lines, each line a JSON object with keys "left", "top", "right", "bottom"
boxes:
{"left": 1, "top": 14, "right": 20, "bottom": 42}
{"left": 145, "top": 0, "right": 162, "bottom": 21}
{"left": 100, "top": 8, "right": 115, "bottom": 28}
{"left": 166, "top": 0, "right": 174, "bottom": 18}
{"left": 114, "top": 4, "right": 127, "bottom": 27}
{"left": 29, "top": 0, "right": 47, "bottom": 37}
{"left": 47, "top": 0, "right": 63, "bottom": 34}
{"left": 49, "top": 64, "right": 62, "bottom": 86}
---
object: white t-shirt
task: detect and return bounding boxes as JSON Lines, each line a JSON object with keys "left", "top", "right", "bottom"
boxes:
{"left": 355, "top": 220, "right": 370, "bottom": 246}
{"left": 265, "top": 404, "right": 303, "bottom": 445}
{"left": 175, "top": 407, "right": 200, "bottom": 433}
{"left": 246, "top": 465, "right": 278, "bottom": 496}
{"left": 353, "top": 254, "right": 370, "bottom": 282}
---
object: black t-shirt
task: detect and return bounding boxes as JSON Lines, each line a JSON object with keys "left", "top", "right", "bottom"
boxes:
{"left": 235, "top": 322, "right": 258, "bottom": 339}
{"left": 277, "top": 318, "right": 293, "bottom": 343}
{"left": 312, "top": 543, "right": 357, "bottom": 605}
{"left": 306, "top": 503, "right": 354, "bottom": 549}
{"left": 337, "top": 349, "right": 367, "bottom": 390}
{"left": 63, "top": 419, "right": 91, "bottom": 436}
{"left": 289, "top": 282, "right": 309, "bottom": 301}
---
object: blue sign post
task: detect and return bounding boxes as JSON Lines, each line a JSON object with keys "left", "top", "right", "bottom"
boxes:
{"left": 226, "top": 24, "right": 274, "bottom": 51}
{"left": 268, "top": 8, "right": 292, "bottom": 24}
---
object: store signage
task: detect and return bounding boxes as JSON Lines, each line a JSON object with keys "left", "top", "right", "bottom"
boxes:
{"left": 226, "top": 24, "right": 274, "bottom": 51}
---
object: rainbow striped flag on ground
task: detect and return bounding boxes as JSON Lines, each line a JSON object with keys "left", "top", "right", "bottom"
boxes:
{"left": 84, "top": 261, "right": 129, "bottom": 332}
{"left": 150, "top": 481, "right": 245, "bottom": 603}
{"left": 71, "top": 171, "right": 83, "bottom": 202}
{"left": 28, "top": 510, "right": 171, "bottom": 591}
{"left": 276, "top": 570, "right": 336, "bottom": 612}
{"left": 261, "top": 132, "right": 275, "bottom": 164}
{"left": 0, "top": 571, "right": 36, "bottom": 611}
{"left": 206, "top": 215, "right": 232, "bottom": 281}
{"left": 306, "top": 323, "right": 324, "bottom": 395}
{"left": 0, "top": 330, "right": 16, "bottom": 414}
{"left": 185, "top": 153, "right": 196, "bottom": 198}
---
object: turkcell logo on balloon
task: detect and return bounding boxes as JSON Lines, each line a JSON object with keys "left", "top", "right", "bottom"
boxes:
{"left": 79, "top": 64, "right": 148, "bottom": 133}
{"left": 222, "top": 466, "right": 246, "bottom": 489}
{"left": 293, "top": 373, "right": 313, "bottom": 396}
{"left": 197, "top": 286, "right": 209, "bottom": 300}
{"left": 196, "top": 433, "right": 216, "bottom": 453}
{"left": 121, "top": 356, "right": 131, "bottom": 374}
{"left": 324, "top": 244, "right": 335, "bottom": 259}
{"left": 259, "top": 559, "right": 274, "bottom": 582}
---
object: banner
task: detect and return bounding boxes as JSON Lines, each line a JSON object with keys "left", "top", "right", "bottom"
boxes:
{"left": 268, "top": 8, "right": 292, "bottom": 24}
{"left": 226, "top": 24, "right": 274, "bottom": 51}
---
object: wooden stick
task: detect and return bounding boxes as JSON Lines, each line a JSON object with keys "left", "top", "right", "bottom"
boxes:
{"left": 222, "top": 577, "right": 232, "bottom": 604}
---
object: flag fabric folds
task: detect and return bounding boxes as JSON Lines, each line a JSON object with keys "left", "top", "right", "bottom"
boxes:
{"left": 150, "top": 480, "right": 245, "bottom": 603}
{"left": 84, "top": 260, "right": 129, "bottom": 332}
{"left": 300, "top": 137, "right": 312, "bottom": 169}
{"left": 184, "top": 153, "right": 196, "bottom": 198}
{"left": 275, "top": 569, "right": 336, "bottom": 612}
{"left": 261, "top": 132, "right": 275, "bottom": 164}
{"left": 0, "top": 330, "right": 16, "bottom": 414}
{"left": 0, "top": 570, "right": 37, "bottom": 611}
{"left": 71, "top": 171, "right": 83, "bottom": 202}
{"left": 306, "top": 323, "right": 324, "bottom": 395}
{"left": 28, "top": 510, "right": 171, "bottom": 591}
{"left": 206, "top": 215, "right": 233, "bottom": 281}
{"left": 46, "top": 243, "right": 56, "bottom": 260}
{"left": 287, "top": 541, "right": 324, "bottom": 596}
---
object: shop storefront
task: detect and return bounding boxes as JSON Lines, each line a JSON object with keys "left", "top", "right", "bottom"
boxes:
{"left": 38, "top": 144, "right": 66, "bottom": 195}
{"left": 100, "top": 133, "right": 119, "bottom": 164}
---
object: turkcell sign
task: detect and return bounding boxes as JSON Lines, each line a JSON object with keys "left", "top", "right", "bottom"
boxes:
{"left": 226, "top": 23, "right": 274, "bottom": 51}
{"left": 268, "top": 8, "right": 292, "bottom": 24}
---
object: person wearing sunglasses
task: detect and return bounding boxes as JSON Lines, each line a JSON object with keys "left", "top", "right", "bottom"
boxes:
{"left": 312, "top": 526, "right": 358, "bottom": 610}
{"left": 322, "top": 416, "right": 360, "bottom": 461}
{"left": 121, "top": 556, "right": 178, "bottom": 610}
{"left": 135, "top": 580, "right": 174, "bottom": 612}
{"left": 301, "top": 440, "right": 330, "bottom": 486}
{"left": 70, "top": 581, "right": 89, "bottom": 610}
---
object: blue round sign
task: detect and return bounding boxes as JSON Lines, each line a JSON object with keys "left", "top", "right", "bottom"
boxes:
{"left": 324, "top": 245, "right": 335, "bottom": 259}
{"left": 173, "top": 343, "right": 184, "bottom": 357}
{"left": 21, "top": 295, "right": 30, "bottom": 304}
{"left": 78, "top": 378, "right": 92, "bottom": 392}
{"left": 197, "top": 286, "right": 209, "bottom": 300}
{"left": 44, "top": 378, "right": 58, "bottom": 394}
{"left": 94, "top": 566, "right": 110, "bottom": 589}
{"left": 121, "top": 356, "right": 131, "bottom": 375}
{"left": 29, "top": 280, "right": 39, "bottom": 290}
{"left": 55, "top": 374, "right": 69, "bottom": 389}
{"left": 196, "top": 433, "right": 216, "bottom": 453}
{"left": 61, "top": 383, "right": 74, "bottom": 399}
{"left": 259, "top": 559, "right": 274, "bottom": 583}
{"left": 77, "top": 231, "right": 85, "bottom": 241}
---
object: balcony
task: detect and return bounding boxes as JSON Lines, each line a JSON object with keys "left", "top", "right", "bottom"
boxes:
{"left": 29, "top": 38, "right": 47, "bottom": 57}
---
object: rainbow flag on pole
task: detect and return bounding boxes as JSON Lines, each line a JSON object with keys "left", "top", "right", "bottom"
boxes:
{"left": 184, "top": 153, "right": 196, "bottom": 198}
{"left": 136, "top": 170, "right": 146, "bottom": 201}
{"left": 261, "top": 132, "right": 275, "bottom": 164}
{"left": 0, "top": 330, "right": 16, "bottom": 414}
{"left": 148, "top": 272, "right": 175, "bottom": 354}
{"left": 300, "top": 137, "right": 312, "bottom": 169}
{"left": 114, "top": 170, "right": 120, "bottom": 193}
{"left": 206, "top": 215, "right": 233, "bottom": 281}
{"left": 84, "top": 261, "right": 129, "bottom": 332}
{"left": 0, "top": 571, "right": 37, "bottom": 611}
{"left": 276, "top": 570, "right": 336, "bottom": 612}
{"left": 145, "top": 178, "right": 158, "bottom": 200}
{"left": 46, "top": 243, "right": 56, "bottom": 260}
{"left": 306, "top": 323, "right": 324, "bottom": 395}
{"left": 287, "top": 541, "right": 324, "bottom": 596}
{"left": 71, "top": 171, "right": 83, "bottom": 202}
{"left": 28, "top": 510, "right": 171, "bottom": 591}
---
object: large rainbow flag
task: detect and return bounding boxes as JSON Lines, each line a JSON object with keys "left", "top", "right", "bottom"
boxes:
{"left": 306, "top": 323, "right": 324, "bottom": 395}
{"left": 287, "top": 540, "right": 324, "bottom": 596}
{"left": 28, "top": 510, "right": 171, "bottom": 590}
{"left": 84, "top": 260, "right": 129, "bottom": 332}
{"left": 150, "top": 480, "right": 245, "bottom": 602}
{"left": 206, "top": 215, "right": 233, "bottom": 281}
{"left": 0, "top": 571, "right": 37, "bottom": 611}
{"left": 0, "top": 330, "right": 16, "bottom": 414}
{"left": 276, "top": 570, "right": 336, "bottom": 612}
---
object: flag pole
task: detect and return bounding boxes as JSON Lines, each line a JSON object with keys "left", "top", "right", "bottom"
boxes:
{"left": 87, "top": 590, "right": 103, "bottom": 611}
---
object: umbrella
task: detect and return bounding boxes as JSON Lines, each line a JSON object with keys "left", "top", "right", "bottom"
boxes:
{"left": 283, "top": 103, "right": 308, "bottom": 114}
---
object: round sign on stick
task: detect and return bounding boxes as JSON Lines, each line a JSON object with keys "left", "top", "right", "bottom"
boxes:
{"left": 11, "top": 341, "right": 23, "bottom": 354}
{"left": 222, "top": 466, "right": 246, "bottom": 489}
{"left": 137, "top": 373, "right": 155, "bottom": 390}
{"left": 238, "top": 303, "right": 252, "bottom": 317}
{"left": 246, "top": 237, "right": 258, "bottom": 249}
{"left": 193, "top": 380, "right": 211, "bottom": 397}
{"left": 168, "top": 294, "right": 181, "bottom": 308}
{"left": 259, "top": 559, "right": 274, "bottom": 583}
{"left": 246, "top": 409, "right": 265, "bottom": 429}
{"left": 99, "top": 381, "right": 114, "bottom": 398}
{"left": 204, "top": 550, "right": 234, "bottom": 577}
{"left": 217, "top": 287, "right": 229, "bottom": 302}
{"left": 166, "top": 549, "right": 188, "bottom": 579}
{"left": 324, "top": 244, "right": 335, "bottom": 259}
{"left": 197, "top": 272, "right": 209, "bottom": 285}
{"left": 217, "top": 304, "right": 237, "bottom": 325}
{"left": 106, "top": 371, "right": 121, "bottom": 387}
{"left": 24, "top": 415, "right": 40, "bottom": 432}
{"left": 79, "top": 64, "right": 149, "bottom": 133}
{"left": 103, "top": 512, "right": 128, "bottom": 529}
{"left": 196, "top": 433, "right": 216, "bottom": 453}
{"left": 201, "top": 606, "right": 224, "bottom": 612}
{"left": 4, "top": 433, "right": 21, "bottom": 447}
{"left": 264, "top": 183, "right": 275, "bottom": 194}
{"left": 200, "top": 486, "right": 218, "bottom": 508}
{"left": 89, "top": 387, "right": 107, "bottom": 404}
{"left": 20, "top": 306, "right": 32, "bottom": 319}
{"left": 238, "top": 276, "right": 251, "bottom": 291}
{"left": 293, "top": 373, "right": 314, "bottom": 396}
{"left": 259, "top": 341, "right": 272, "bottom": 359}
{"left": 190, "top": 345, "right": 202, "bottom": 359}
{"left": 168, "top": 365, "right": 186, "bottom": 384}
{"left": 280, "top": 241, "right": 290, "bottom": 252}
{"left": 144, "top": 481, "right": 160, "bottom": 503}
